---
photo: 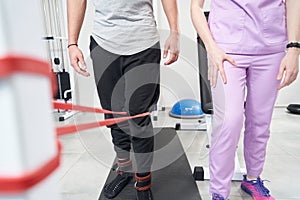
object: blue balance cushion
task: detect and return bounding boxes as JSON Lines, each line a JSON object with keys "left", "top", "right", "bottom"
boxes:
{"left": 170, "top": 99, "right": 204, "bottom": 119}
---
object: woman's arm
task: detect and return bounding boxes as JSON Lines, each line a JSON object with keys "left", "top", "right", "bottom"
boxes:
{"left": 277, "top": 0, "right": 300, "bottom": 89}
{"left": 286, "top": 0, "right": 300, "bottom": 43}
{"left": 161, "top": 0, "right": 180, "bottom": 65}
{"left": 190, "top": 0, "right": 214, "bottom": 52}
{"left": 191, "top": 0, "right": 236, "bottom": 87}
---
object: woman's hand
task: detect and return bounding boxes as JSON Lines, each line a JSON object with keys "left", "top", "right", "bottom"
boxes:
{"left": 277, "top": 49, "right": 299, "bottom": 90}
{"left": 68, "top": 45, "right": 90, "bottom": 77}
{"left": 207, "top": 44, "right": 237, "bottom": 88}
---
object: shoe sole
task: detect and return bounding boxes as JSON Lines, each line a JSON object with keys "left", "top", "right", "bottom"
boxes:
{"left": 241, "top": 184, "right": 256, "bottom": 200}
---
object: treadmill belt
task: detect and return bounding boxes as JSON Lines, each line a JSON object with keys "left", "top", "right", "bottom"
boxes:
{"left": 98, "top": 128, "right": 202, "bottom": 200}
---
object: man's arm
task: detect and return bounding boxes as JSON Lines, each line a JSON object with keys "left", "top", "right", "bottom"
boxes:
{"left": 277, "top": 0, "right": 300, "bottom": 89}
{"left": 67, "top": 0, "right": 89, "bottom": 76}
{"left": 161, "top": 0, "right": 180, "bottom": 65}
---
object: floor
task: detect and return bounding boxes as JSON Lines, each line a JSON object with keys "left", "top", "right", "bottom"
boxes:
{"left": 56, "top": 107, "right": 300, "bottom": 200}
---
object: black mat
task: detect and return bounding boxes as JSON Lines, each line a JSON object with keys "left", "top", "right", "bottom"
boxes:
{"left": 98, "top": 128, "right": 202, "bottom": 200}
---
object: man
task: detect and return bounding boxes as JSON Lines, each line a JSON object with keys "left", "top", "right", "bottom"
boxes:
{"left": 67, "top": 1, "right": 179, "bottom": 199}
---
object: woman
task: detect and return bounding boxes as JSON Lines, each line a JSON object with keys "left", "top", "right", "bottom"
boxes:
{"left": 191, "top": 0, "right": 299, "bottom": 199}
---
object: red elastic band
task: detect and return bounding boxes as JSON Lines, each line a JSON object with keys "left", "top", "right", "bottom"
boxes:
{"left": 135, "top": 173, "right": 152, "bottom": 182}
{"left": 0, "top": 141, "right": 61, "bottom": 194}
{"left": 0, "top": 55, "right": 150, "bottom": 193}
{"left": 0, "top": 55, "right": 57, "bottom": 97}
{"left": 135, "top": 183, "right": 152, "bottom": 191}
{"left": 53, "top": 101, "right": 127, "bottom": 115}
{"left": 56, "top": 112, "right": 150, "bottom": 136}
{"left": 0, "top": 55, "right": 51, "bottom": 78}
{"left": 117, "top": 160, "right": 132, "bottom": 167}
{"left": 0, "top": 55, "right": 61, "bottom": 193}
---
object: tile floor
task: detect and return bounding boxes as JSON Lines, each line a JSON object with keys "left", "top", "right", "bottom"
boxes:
{"left": 56, "top": 107, "right": 300, "bottom": 200}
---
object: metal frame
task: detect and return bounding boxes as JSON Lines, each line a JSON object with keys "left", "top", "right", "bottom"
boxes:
{"left": 42, "top": 0, "right": 77, "bottom": 121}
{"left": 0, "top": 1, "right": 60, "bottom": 199}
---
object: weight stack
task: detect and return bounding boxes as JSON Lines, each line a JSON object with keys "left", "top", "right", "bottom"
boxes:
{"left": 55, "top": 71, "right": 72, "bottom": 101}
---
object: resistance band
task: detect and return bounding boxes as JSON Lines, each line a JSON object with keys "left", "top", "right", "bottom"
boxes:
{"left": 53, "top": 101, "right": 127, "bottom": 115}
{"left": 0, "top": 55, "right": 150, "bottom": 194}
{"left": 0, "top": 139, "right": 61, "bottom": 194}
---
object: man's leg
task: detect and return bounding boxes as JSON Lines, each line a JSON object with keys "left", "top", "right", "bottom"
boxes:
{"left": 90, "top": 36, "right": 133, "bottom": 199}
{"left": 121, "top": 42, "right": 160, "bottom": 200}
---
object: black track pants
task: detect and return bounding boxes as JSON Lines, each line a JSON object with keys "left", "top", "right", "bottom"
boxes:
{"left": 90, "top": 36, "right": 160, "bottom": 173}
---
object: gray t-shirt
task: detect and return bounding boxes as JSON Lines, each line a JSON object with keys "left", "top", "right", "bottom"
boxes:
{"left": 92, "top": 0, "right": 160, "bottom": 55}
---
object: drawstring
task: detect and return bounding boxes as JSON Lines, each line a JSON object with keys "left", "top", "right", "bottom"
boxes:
{"left": 255, "top": 178, "right": 271, "bottom": 197}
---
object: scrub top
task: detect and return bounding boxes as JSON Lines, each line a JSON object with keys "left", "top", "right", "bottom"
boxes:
{"left": 209, "top": 0, "right": 288, "bottom": 55}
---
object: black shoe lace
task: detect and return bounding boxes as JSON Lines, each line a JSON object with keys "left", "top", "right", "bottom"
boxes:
{"left": 106, "top": 173, "right": 131, "bottom": 192}
{"left": 255, "top": 178, "right": 271, "bottom": 197}
{"left": 212, "top": 193, "right": 224, "bottom": 200}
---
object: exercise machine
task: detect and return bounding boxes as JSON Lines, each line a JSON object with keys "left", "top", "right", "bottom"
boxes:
{"left": 42, "top": 0, "right": 77, "bottom": 121}
{"left": 0, "top": 1, "right": 60, "bottom": 199}
{"left": 287, "top": 104, "right": 300, "bottom": 115}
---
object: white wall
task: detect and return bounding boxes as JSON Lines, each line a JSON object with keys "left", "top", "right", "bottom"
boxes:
{"left": 74, "top": 0, "right": 299, "bottom": 108}
{"left": 155, "top": 0, "right": 211, "bottom": 107}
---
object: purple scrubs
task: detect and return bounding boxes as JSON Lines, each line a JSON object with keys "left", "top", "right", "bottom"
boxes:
{"left": 208, "top": 0, "right": 287, "bottom": 198}
{"left": 209, "top": 0, "right": 287, "bottom": 55}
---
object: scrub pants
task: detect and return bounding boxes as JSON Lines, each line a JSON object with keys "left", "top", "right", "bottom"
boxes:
{"left": 209, "top": 52, "right": 286, "bottom": 198}
{"left": 90, "top": 36, "right": 161, "bottom": 173}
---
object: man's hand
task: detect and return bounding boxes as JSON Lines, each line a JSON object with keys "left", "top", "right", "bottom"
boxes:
{"left": 163, "top": 31, "right": 180, "bottom": 65}
{"left": 68, "top": 45, "right": 90, "bottom": 77}
{"left": 207, "top": 44, "right": 237, "bottom": 88}
{"left": 277, "top": 49, "right": 299, "bottom": 90}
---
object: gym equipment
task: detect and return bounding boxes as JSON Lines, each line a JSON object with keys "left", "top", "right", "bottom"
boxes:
{"left": 54, "top": 70, "right": 72, "bottom": 101}
{"left": 42, "top": 0, "right": 77, "bottom": 121}
{"left": 152, "top": 104, "right": 166, "bottom": 121}
{"left": 169, "top": 99, "right": 204, "bottom": 119}
{"left": 177, "top": 12, "right": 245, "bottom": 181}
{"left": 99, "top": 128, "right": 202, "bottom": 200}
{"left": 0, "top": 56, "right": 150, "bottom": 200}
{"left": 0, "top": 1, "right": 60, "bottom": 199}
{"left": 287, "top": 104, "right": 300, "bottom": 115}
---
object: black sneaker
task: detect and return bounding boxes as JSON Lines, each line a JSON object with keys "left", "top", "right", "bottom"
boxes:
{"left": 135, "top": 173, "right": 153, "bottom": 200}
{"left": 136, "top": 188, "right": 153, "bottom": 200}
{"left": 103, "top": 172, "right": 133, "bottom": 199}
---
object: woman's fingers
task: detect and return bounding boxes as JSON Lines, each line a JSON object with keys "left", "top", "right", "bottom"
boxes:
{"left": 208, "top": 61, "right": 212, "bottom": 81}
{"left": 218, "top": 63, "right": 227, "bottom": 85}
{"left": 209, "top": 61, "right": 227, "bottom": 88}
{"left": 278, "top": 71, "right": 291, "bottom": 90}
{"left": 211, "top": 63, "right": 218, "bottom": 87}
{"left": 225, "top": 54, "right": 237, "bottom": 66}
{"left": 277, "top": 61, "right": 285, "bottom": 81}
